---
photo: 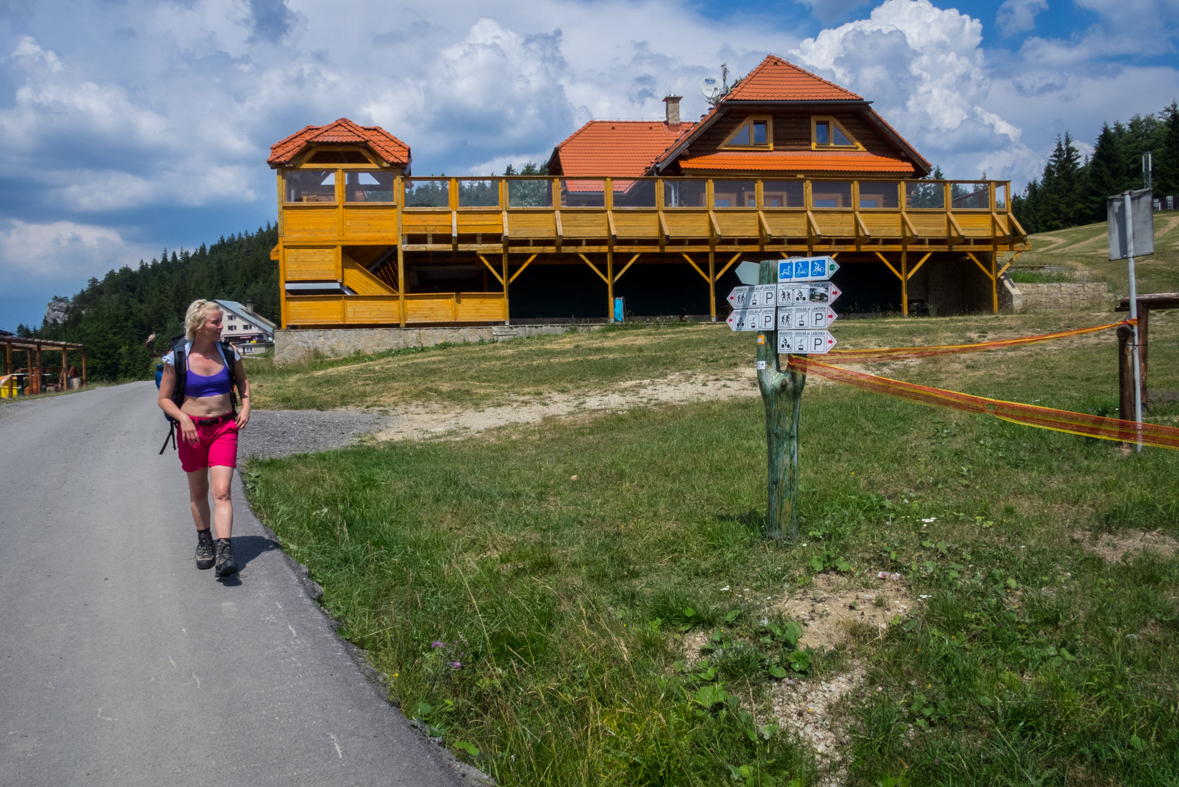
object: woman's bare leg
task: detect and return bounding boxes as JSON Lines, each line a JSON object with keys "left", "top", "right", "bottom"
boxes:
{"left": 209, "top": 465, "right": 235, "bottom": 540}
{"left": 187, "top": 470, "right": 211, "bottom": 531}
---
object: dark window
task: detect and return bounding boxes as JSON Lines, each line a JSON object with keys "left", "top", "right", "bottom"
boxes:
{"left": 309, "top": 150, "right": 370, "bottom": 164}
{"left": 752, "top": 121, "right": 767, "bottom": 145}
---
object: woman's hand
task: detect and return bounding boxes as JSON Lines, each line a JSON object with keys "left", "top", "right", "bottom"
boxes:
{"left": 178, "top": 414, "right": 199, "bottom": 445}
{"left": 236, "top": 407, "right": 250, "bottom": 430}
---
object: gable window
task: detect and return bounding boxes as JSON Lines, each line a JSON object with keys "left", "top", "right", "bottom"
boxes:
{"left": 720, "top": 117, "right": 772, "bottom": 150}
{"left": 811, "top": 117, "right": 862, "bottom": 150}
{"left": 285, "top": 169, "right": 336, "bottom": 203}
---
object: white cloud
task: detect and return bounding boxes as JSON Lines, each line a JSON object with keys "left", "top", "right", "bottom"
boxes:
{"left": 996, "top": 0, "right": 1048, "bottom": 36}
{"left": 791, "top": 0, "right": 1042, "bottom": 178}
{"left": 0, "top": 220, "right": 156, "bottom": 284}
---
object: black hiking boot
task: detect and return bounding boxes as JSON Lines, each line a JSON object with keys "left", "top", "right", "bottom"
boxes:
{"left": 215, "top": 538, "right": 239, "bottom": 578}
{"left": 195, "top": 529, "right": 215, "bottom": 570}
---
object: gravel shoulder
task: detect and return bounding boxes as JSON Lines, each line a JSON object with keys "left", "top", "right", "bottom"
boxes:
{"left": 240, "top": 408, "right": 394, "bottom": 459}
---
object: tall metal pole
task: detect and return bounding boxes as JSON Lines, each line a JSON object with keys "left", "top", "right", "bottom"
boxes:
{"left": 1124, "top": 192, "right": 1143, "bottom": 452}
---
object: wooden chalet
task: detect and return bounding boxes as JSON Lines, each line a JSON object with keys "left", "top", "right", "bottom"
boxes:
{"left": 269, "top": 56, "right": 1028, "bottom": 329}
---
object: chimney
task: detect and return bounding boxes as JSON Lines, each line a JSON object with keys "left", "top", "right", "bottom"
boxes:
{"left": 245, "top": 300, "right": 255, "bottom": 315}
{"left": 663, "top": 95, "right": 682, "bottom": 126}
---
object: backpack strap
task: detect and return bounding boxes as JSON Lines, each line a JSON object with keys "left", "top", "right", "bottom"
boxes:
{"left": 159, "top": 421, "right": 176, "bottom": 454}
{"left": 218, "top": 339, "right": 239, "bottom": 410}
{"left": 169, "top": 339, "right": 188, "bottom": 422}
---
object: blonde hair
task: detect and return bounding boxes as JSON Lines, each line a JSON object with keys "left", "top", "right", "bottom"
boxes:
{"left": 184, "top": 299, "right": 222, "bottom": 340}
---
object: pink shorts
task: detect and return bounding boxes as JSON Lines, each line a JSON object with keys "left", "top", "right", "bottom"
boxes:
{"left": 178, "top": 418, "right": 239, "bottom": 473}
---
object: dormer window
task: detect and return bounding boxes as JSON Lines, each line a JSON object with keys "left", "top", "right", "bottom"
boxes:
{"left": 812, "top": 117, "right": 862, "bottom": 150}
{"left": 720, "top": 117, "right": 772, "bottom": 150}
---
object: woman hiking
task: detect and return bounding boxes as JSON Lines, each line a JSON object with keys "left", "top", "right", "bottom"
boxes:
{"left": 157, "top": 300, "right": 251, "bottom": 577}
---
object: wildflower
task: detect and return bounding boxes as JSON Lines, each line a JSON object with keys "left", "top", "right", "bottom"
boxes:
{"left": 721, "top": 586, "right": 730, "bottom": 591}
{"left": 450, "top": 661, "right": 462, "bottom": 669}
{"left": 432, "top": 641, "right": 446, "bottom": 648}
{"left": 921, "top": 517, "right": 936, "bottom": 524}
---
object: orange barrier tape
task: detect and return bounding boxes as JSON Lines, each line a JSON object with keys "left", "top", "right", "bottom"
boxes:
{"left": 787, "top": 356, "right": 1179, "bottom": 450}
{"left": 824, "top": 320, "right": 1135, "bottom": 363}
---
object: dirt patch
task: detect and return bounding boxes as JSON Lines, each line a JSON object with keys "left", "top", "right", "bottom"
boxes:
{"left": 770, "top": 661, "right": 867, "bottom": 787}
{"left": 1075, "top": 529, "right": 1179, "bottom": 562}
{"left": 679, "top": 630, "right": 712, "bottom": 667}
{"left": 773, "top": 574, "right": 915, "bottom": 650}
{"left": 373, "top": 371, "right": 761, "bottom": 441}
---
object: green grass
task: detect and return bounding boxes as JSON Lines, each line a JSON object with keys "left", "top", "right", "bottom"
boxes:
{"left": 245, "top": 315, "right": 1179, "bottom": 786}
{"left": 1019, "top": 211, "right": 1179, "bottom": 296}
{"left": 243, "top": 310, "right": 1176, "bottom": 412}
{"left": 1008, "top": 269, "right": 1070, "bottom": 284}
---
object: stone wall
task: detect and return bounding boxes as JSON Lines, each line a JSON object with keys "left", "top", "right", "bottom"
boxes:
{"left": 907, "top": 254, "right": 995, "bottom": 315}
{"left": 274, "top": 323, "right": 594, "bottom": 364}
{"left": 1006, "top": 282, "right": 1114, "bottom": 312}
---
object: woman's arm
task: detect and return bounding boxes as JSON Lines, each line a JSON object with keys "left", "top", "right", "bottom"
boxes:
{"left": 157, "top": 363, "right": 198, "bottom": 443}
{"left": 234, "top": 358, "right": 250, "bottom": 429}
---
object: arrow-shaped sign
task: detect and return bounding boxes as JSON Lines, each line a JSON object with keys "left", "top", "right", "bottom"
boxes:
{"left": 777, "top": 306, "right": 838, "bottom": 331}
{"left": 726, "top": 307, "right": 776, "bottom": 332}
{"left": 726, "top": 285, "right": 778, "bottom": 309}
{"left": 777, "top": 256, "right": 839, "bottom": 283}
{"left": 777, "top": 330, "right": 838, "bottom": 354}
{"left": 777, "top": 282, "right": 842, "bottom": 306}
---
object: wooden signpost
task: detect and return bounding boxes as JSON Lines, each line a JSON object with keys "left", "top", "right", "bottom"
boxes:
{"left": 730, "top": 258, "right": 840, "bottom": 540}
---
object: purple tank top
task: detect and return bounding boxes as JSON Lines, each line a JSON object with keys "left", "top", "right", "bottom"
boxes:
{"left": 186, "top": 353, "right": 232, "bottom": 398}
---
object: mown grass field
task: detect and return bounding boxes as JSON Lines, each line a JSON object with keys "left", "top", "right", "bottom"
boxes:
{"left": 1014, "top": 210, "right": 1179, "bottom": 296}
{"left": 242, "top": 229, "right": 1179, "bottom": 786}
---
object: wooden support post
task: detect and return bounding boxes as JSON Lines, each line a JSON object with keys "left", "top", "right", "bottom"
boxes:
{"left": 756, "top": 260, "right": 806, "bottom": 542}
{"left": 1118, "top": 324, "right": 1135, "bottom": 438}
{"left": 35, "top": 345, "right": 42, "bottom": 394}
{"left": 901, "top": 250, "right": 909, "bottom": 316}
{"left": 82, "top": 349, "right": 87, "bottom": 385}
{"left": 991, "top": 252, "right": 999, "bottom": 314}
{"left": 1138, "top": 305, "right": 1149, "bottom": 409}
{"left": 396, "top": 175, "right": 406, "bottom": 328}
{"left": 708, "top": 248, "right": 717, "bottom": 322}
{"left": 607, "top": 248, "right": 615, "bottom": 322}
{"left": 278, "top": 245, "right": 288, "bottom": 329}
{"left": 62, "top": 347, "right": 67, "bottom": 389}
{"left": 502, "top": 249, "right": 510, "bottom": 325}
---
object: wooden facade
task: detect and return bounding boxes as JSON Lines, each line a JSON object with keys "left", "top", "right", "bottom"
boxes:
{"left": 270, "top": 58, "right": 1029, "bottom": 329}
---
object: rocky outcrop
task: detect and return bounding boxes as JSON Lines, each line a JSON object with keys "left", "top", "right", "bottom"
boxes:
{"left": 43, "top": 296, "right": 70, "bottom": 326}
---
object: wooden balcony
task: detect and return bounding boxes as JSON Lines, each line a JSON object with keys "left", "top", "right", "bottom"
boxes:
{"left": 276, "top": 175, "right": 1029, "bottom": 328}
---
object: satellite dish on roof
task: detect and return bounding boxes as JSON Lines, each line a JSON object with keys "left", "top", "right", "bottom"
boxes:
{"left": 700, "top": 76, "right": 721, "bottom": 100}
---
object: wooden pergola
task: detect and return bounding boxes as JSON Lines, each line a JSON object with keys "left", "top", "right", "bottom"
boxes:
{"left": 0, "top": 336, "right": 86, "bottom": 397}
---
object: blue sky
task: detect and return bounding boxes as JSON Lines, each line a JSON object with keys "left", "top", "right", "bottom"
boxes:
{"left": 1, "top": 0, "right": 1177, "bottom": 331}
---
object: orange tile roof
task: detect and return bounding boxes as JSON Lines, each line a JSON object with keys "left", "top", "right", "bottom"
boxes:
{"left": 678, "top": 151, "right": 916, "bottom": 174}
{"left": 268, "top": 118, "right": 410, "bottom": 168}
{"left": 724, "top": 55, "right": 861, "bottom": 102}
{"left": 553, "top": 121, "right": 695, "bottom": 181}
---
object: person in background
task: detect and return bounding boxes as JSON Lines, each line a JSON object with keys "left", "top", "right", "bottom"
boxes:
{"left": 157, "top": 300, "right": 251, "bottom": 577}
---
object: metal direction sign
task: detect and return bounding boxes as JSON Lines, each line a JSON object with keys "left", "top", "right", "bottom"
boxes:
{"left": 779, "top": 282, "right": 841, "bottom": 306}
{"left": 778, "top": 256, "right": 839, "bottom": 283}
{"left": 726, "top": 307, "right": 776, "bottom": 332}
{"left": 777, "top": 331, "right": 837, "bottom": 354}
{"left": 778, "top": 306, "right": 837, "bottom": 330}
{"left": 727, "top": 282, "right": 842, "bottom": 309}
{"left": 727, "top": 258, "right": 840, "bottom": 354}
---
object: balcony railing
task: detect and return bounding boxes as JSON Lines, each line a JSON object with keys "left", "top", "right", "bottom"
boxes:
{"left": 279, "top": 175, "right": 1027, "bottom": 252}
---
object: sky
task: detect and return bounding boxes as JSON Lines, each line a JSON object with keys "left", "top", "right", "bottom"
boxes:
{"left": 1, "top": 0, "right": 1177, "bottom": 331}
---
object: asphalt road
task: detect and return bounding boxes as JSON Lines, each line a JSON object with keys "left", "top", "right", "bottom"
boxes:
{"left": 0, "top": 383, "right": 471, "bottom": 786}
